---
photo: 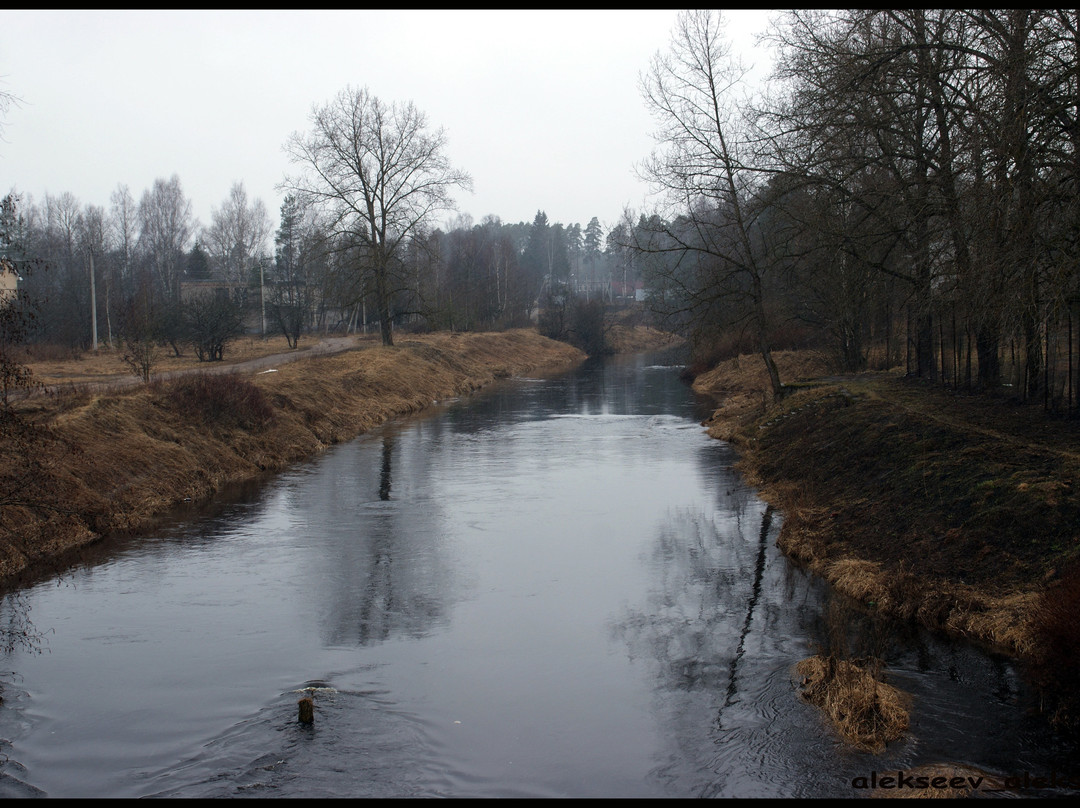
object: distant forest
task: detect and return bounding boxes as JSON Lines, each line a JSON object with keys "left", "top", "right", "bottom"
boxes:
{"left": 3, "top": 10, "right": 1080, "bottom": 412}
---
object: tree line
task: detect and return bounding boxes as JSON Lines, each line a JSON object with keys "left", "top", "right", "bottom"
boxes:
{"left": 1, "top": 176, "right": 628, "bottom": 368}
{"left": 631, "top": 9, "right": 1080, "bottom": 413}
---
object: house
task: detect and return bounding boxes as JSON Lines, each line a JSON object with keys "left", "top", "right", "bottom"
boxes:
{"left": 611, "top": 279, "right": 644, "bottom": 301}
{"left": 1, "top": 257, "right": 18, "bottom": 303}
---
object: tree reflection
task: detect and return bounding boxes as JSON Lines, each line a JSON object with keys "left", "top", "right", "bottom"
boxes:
{"left": 296, "top": 428, "right": 452, "bottom": 648}
{"left": 719, "top": 505, "right": 773, "bottom": 726}
{"left": 609, "top": 497, "right": 829, "bottom": 794}
{"left": 0, "top": 591, "right": 49, "bottom": 656}
{"left": 611, "top": 503, "right": 794, "bottom": 697}
{"left": 378, "top": 434, "right": 393, "bottom": 501}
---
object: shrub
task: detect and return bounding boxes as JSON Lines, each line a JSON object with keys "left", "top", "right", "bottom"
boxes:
{"left": 567, "top": 298, "right": 610, "bottom": 357}
{"left": 797, "top": 654, "right": 910, "bottom": 753}
{"left": 164, "top": 373, "right": 274, "bottom": 431}
{"left": 182, "top": 290, "right": 247, "bottom": 362}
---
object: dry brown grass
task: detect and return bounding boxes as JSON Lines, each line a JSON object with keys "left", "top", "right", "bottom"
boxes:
{"left": 1028, "top": 562, "right": 1080, "bottom": 729}
{"left": 868, "top": 763, "right": 996, "bottom": 798}
{"left": 692, "top": 350, "right": 834, "bottom": 441}
{"left": 24, "top": 333, "right": 370, "bottom": 386}
{"left": 770, "top": 504, "right": 1042, "bottom": 657}
{"left": 691, "top": 347, "right": 1080, "bottom": 730}
{"left": 825, "top": 559, "right": 890, "bottom": 604}
{"left": 702, "top": 354, "right": 1080, "bottom": 659}
{"left": 797, "top": 654, "right": 910, "bottom": 754}
{"left": 606, "top": 324, "right": 684, "bottom": 354}
{"left": 1, "top": 330, "right": 583, "bottom": 586}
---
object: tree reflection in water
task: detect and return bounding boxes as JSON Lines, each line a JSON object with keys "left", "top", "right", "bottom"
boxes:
{"left": 609, "top": 495, "right": 834, "bottom": 797}
{"left": 294, "top": 425, "right": 453, "bottom": 649}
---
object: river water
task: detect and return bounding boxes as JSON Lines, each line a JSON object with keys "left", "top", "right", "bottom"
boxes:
{"left": 0, "top": 351, "right": 1076, "bottom": 798}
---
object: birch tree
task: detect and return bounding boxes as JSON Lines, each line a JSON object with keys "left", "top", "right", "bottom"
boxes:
{"left": 205, "top": 181, "right": 271, "bottom": 286}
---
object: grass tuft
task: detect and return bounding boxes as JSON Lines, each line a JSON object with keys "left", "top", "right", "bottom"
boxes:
{"left": 797, "top": 654, "right": 910, "bottom": 753}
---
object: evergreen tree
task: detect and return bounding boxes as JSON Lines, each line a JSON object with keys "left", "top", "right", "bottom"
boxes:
{"left": 521, "top": 210, "right": 551, "bottom": 296}
{"left": 186, "top": 240, "right": 211, "bottom": 280}
{"left": 583, "top": 217, "right": 603, "bottom": 266}
{"left": 549, "top": 222, "right": 571, "bottom": 283}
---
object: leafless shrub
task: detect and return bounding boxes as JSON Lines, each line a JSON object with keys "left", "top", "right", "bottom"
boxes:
{"left": 162, "top": 373, "right": 274, "bottom": 431}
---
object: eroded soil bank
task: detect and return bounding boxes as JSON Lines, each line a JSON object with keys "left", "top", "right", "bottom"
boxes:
{"left": 1, "top": 330, "right": 585, "bottom": 587}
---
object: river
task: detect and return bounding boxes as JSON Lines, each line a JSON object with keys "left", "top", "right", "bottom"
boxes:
{"left": 0, "top": 350, "right": 1076, "bottom": 797}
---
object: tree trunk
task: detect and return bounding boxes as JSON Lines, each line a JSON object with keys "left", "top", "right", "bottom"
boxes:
{"left": 976, "top": 325, "right": 1001, "bottom": 390}
{"left": 753, "top": 276, "right": 783, "bottom": 399}
{"left": 376, "top": 268, "right": 394, "bottom": 347}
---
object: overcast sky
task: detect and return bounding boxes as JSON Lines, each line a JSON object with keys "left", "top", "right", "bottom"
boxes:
{"left": 1, "top": 9, "right": 776, "bottom": 239}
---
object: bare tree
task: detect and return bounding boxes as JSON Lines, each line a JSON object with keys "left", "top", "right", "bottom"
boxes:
{"left": 282, "top": 86, "right": 472, "bottom": 346}
{"left": 109, "top": 184, "right": 139, "bottom": 297}
{"left": 204, "top": 181, "right": 271, "bottom": 333}
{"left": 182, "top": 287, "right": 247, "bottom": 362}
{"left": 205, "top": 182, "right": 270, "bottom": 283}
{"left": 1, "top": 193, "right": 38, "bottom": 405}
{"left": 637, "top": 10, "right": 784, "bottom": 397}
{"left": 763, "top": 9, "right": 1076, "bottom": 399}
{"left": 0, "top": 81, "right": 20, "bottom": 143}
{"left": 138, "top": 175, "right": 195, "bottom": 304}
{"left": 268, "top": 193, "right": 327, "bottom": 347}
{"left": 79, "top": 204, "right": 108, "bottom": 350}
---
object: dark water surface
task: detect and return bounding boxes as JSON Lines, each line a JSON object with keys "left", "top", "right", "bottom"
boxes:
{"left": 0, "top": 351, "right": 1075, "bottom": 797}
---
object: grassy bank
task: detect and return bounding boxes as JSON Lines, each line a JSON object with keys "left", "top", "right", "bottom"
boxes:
{"left": 1, "top": 330, "right": 584, "bottom": 587}
{"left": 606, "top": 323, "right": 685, "bottom": 355}
{"left": 693, "top": 351, "right": 1080, "bottom": 731}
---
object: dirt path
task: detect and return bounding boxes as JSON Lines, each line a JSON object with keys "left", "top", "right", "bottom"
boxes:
{"left": 29, "top": 335, "right": 370, "bottom": 397}
{"left": 198, "top": 336, "right": 363, "bottom": 376}
{"left": 841, "top": 375, "right": 1080, "bottom": 463}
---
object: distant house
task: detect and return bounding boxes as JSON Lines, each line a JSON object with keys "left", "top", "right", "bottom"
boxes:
{"left": 611, "top": 279, "right": 644, "bottom": 301}
{"left": 1, "top": 258, "right": 18, "bottom": 303}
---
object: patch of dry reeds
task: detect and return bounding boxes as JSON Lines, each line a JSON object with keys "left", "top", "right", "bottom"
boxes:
{"left": 797, "top": 654, "right": 910, "bottom": 753}
{"left": 692, "top": 350, "right": 834, "bottom": 442}
{"left": 692, "top": 350, "right": 833, "bottom": 400}
{"left": 774, "top": 518, "right": 1039, "bottom": 656}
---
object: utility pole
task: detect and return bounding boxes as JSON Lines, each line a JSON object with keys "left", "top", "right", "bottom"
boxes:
{"left": 89, "top": 251, "right": 99, "bottom": 350}
{"left": 260, "top": 258, "right": 266, "bottom": 336}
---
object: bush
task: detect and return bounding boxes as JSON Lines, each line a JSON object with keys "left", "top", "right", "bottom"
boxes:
{"left": 182, "top": 289, "right": 247, "bottom": 362}
{"left": 163, "top": 373, "right": 274, "bottom": 431}
{"left": 567, "top": 298, "right": 610, "bottom": 357}
{"left": 539, "top": 290, "right": 611, "bottom": 357}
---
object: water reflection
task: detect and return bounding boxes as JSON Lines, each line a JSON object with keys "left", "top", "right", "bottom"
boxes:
{"left": 299, "top": 427, "right": 453, "bottom": 649}
{"left": 721, "top": 505, "right": 774, "bottom": 723}
{"left": 609, "top": 478, "right": 838, "bottom": 797}
{"left": 379, "top": 434, "right": 394, "bottom": 501}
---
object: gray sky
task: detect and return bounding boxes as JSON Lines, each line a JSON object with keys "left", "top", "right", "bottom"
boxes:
{"left": 1, "top": 9, "right": 775, "bottom": 239}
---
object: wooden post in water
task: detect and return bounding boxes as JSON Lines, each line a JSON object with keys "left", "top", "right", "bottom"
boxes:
{"left": 298, "top": 696, "right": 314, "bottom": 724}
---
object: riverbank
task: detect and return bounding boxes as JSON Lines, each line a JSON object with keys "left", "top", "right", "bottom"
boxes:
{"left": 0, "top": 330, "right": 584, "bottom": 588}
{"left": 693, "top": 350, "right": 1080, "bottom": 728}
